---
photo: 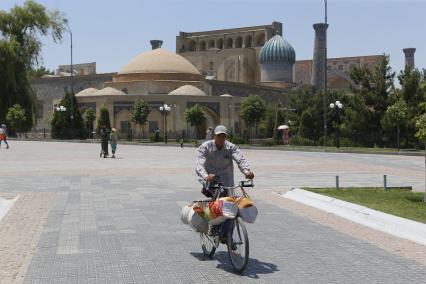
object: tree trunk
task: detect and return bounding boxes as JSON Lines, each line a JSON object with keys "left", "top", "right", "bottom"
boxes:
{"left": 272, "top": 105, "right": 279, "bottom": 142}
{"left": 397, "top": 123, "right": 400, "bottom": 151}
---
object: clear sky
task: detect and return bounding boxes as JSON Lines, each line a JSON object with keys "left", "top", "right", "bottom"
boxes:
{"left": 1, "top": 0, "right": 425, "bottom": 77}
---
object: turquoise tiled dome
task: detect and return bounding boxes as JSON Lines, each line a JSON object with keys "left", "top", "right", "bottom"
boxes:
{"left": 259, "top": 35, "right": 296, "bottom": 64}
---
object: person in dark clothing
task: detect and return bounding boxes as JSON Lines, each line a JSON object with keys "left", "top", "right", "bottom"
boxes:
{"left": 100, "top": 125, "right": 110, "bottom": 158}
{"left": 154, "top": 127, "right": 160, "bottom": 142}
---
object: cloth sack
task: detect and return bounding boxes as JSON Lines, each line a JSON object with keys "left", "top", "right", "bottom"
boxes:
{"left": 187, "top": 207, "right": 208, "bottom": 233}
{"left": 180, "top": 204, "right": 192, "bottom": 225}
{"left": 237, "top": 196, "right": 258, "bottom": 223}
{"left": 239, "top": 205, "right": 258, "bottom": 223}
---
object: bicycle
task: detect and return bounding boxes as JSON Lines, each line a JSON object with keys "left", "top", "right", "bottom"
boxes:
{"left": 198, "top": 180, "right": 254, "bottom": 273}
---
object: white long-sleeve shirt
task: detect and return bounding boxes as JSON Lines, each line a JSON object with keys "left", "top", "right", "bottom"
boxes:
{"left": 196, "top": 140, "right": 251, "bottom": 187}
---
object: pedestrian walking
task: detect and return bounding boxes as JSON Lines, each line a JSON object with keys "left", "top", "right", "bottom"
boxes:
{"left": 110, "top": 128, "right": 119, "bottom": 158}
{"left": 205, "top": 127, "right": 214, "bottom": 140}
{"left": 99, "top": 125, "right": 109, "bottom": 158}
{"left": 0, "top": 124, "right": 9, "bottom": 149}
{"left": 154, "top": 127, "right": 160, "bottom": 142}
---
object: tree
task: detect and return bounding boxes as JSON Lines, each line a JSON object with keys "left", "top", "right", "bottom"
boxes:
{"left": 349, "top": 55, "right": 395, "bottom": 146}
{"left": 29, "top": 65, "right": 54, "bottom": 79}
{"left": 50, "top": 91, "right": 85, "bottom": 139}
{"left": 130, "top": 99, "right": 151, "bottom": 138}
{"left": 298, "top": 108, "right": 317, "bottom": 141}
{"left": 97, "top": 106, "right": 111, "bottom": 131}
{"left": 240, "top": 95, "right": 266, "bottom": 139}
{"left": 260, "top": 103, "right": 286, "bottom": 139}
{"left": 415, "top": 113, "right": 426, "bottom": 202}
{"left": 381, "top": 100, "right": 408, "bottom": 149}
{"left": 396, "top": 67, "right": 425, "bottom": 147}
{"left": 83, "top": 107, "right": 96, "bottom": 138}
{"left": 6, "top": 104, "right": 27, "bottom": 136}
{"left": 185, "top": 104, "right": 206, "bottom": 139}
{"left": 0, "top": 1, "right": 66, "bottom": 130}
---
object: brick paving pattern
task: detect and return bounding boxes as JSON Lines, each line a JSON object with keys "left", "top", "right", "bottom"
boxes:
{"left": 0, "top": 141, "right": 424, "bottom": 283}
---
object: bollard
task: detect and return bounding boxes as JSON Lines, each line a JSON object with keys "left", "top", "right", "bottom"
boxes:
{"left": 384, "top": 175, "right": 387, "bottom": 191}
{"left": 336, "top": 175, "right": 339, "bottom": 190}
{"left": 43, "top": 128, "right": 46, "bottom": 140}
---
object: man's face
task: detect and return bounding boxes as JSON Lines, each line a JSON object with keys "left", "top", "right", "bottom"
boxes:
{"left": 214, "top": 133, "right": 226, "bottom": 148}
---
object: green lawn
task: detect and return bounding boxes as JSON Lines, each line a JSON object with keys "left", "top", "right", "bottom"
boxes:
{"left": 305, "top": 187, "right": 426, "bottom": 223}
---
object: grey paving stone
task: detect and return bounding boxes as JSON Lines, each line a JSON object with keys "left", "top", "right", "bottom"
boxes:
{"left": 0, "top": 141, "right": 424, "bottom": 283}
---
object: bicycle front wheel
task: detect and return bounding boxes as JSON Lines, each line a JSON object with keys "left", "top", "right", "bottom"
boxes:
{"left": 227, "top": 218, "right": 249, "bottom": 273}
{"left": 200, "top": 232, "right": 216, "bottom": 257}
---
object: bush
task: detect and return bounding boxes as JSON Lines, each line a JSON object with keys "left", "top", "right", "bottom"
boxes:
{"left": 318, "top": 136, "right": 335, "bottom": 147}
{"left": 149, "top": 134, "right": 164, "bottom": 142}
{"left": 229, "top": 135, "right": 246, "bottom": 145}
{"left": 289, "top": 135, "right": 317, "bottom": 146}
{"left": 339, "top": 137, "right": 356, "bottom": 147}
{"left": 262, "top": 138, "right": 276, "bottom": 146}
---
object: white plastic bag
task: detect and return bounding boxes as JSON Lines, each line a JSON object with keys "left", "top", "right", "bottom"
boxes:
{"left": 221, "top": 199, "right": 238, "bottom": 219}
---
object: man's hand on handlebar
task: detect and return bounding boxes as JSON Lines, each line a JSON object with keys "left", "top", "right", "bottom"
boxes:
{"left": 245, "top": 171, "right": 254, "bottom": 180}
{"left": 205, "top": 174, "right": 216, "bottom": 182}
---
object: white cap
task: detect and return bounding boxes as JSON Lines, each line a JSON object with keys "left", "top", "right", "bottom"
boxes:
{"left": 214, "top": 125, "right": 228, "bottom": 136}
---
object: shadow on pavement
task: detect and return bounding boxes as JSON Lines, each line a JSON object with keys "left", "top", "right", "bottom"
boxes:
{"left": 190, "top": 251, "right": 279, "bottom": 278}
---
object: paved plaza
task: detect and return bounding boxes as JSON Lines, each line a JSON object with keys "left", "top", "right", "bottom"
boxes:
{"left": 0, "top": 141, "right": 425, "bottom": 283}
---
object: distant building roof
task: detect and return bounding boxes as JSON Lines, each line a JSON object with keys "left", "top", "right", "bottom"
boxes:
{"left": 119, "top": 48, "right": 200, "bottom": 76}
{"left": 168, "top": 85, "right": 206, "bottom": 96}
{"left": 75, "top": 88, "right": 99, "bottom": 97}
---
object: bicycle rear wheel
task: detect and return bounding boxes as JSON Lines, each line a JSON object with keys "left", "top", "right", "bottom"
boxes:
{"left": 200, "top": 232, "right": 216, "bottom": 257}
{"left": 227, "top": 218, "right": 249, "bottom": 273}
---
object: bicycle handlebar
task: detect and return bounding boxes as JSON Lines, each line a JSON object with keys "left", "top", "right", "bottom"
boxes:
{"left": 205, "top": 179, "right": 254, "bottom": 190}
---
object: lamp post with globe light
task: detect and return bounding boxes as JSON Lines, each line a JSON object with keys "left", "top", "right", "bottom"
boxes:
{"left": 329, "top": 100, "right": 343, "bottom": 148}
{"left": 56, "top": 105, "right": 67, "bottom": 113}
{"left": 159, "top": 104, "right": 171, "bottom": 144}
{"left": 55, "top": 105, "right": 67, "bottom": 139}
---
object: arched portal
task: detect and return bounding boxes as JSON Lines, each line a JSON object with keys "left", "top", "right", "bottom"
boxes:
{"left": 217, "top": 38, "right": 224, "bottom": 49}
{"left": 199, "top": 41, "right": 206, "bottom": 51}
{"left": 189, "top": 40, "right": 196, "bottom": 51}
{"left": 226, "top": 38, "right": 233, "bottom": 49}
{"left": 235, "top": 37, "right": 243, "bottom": 48}
{"left": 255, "top": 33, "right": 266, "bottom": 46}
{"left": 245, "top": 35, "right": 252, "bottom": 47}
{"left": 208, "top": 40, "right": 215, "bottom": 49}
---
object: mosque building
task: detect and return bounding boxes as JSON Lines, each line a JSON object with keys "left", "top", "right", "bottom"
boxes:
{"left": 33, "top": 21, "right": 397, "bottom": 138}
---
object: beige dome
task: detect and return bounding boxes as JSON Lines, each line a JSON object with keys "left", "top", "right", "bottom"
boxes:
{"left": 169, "top": 85, "right": 206, "bottom": 96}
{"left": 119, "top": 48, "right": 200, "bottom": 75}
{"left": 93, "top": 87, "right": 126, "bottom": 96}
{"left": 75, "top": 88, "right": 99, "bottom": 97}
{"left": 220, "top": 93, "right": 233, "bottom": 97}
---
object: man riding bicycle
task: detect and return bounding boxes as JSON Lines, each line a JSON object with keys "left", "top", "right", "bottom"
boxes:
{"left": 196, "top": 125, "right": 254, "bottom": 235}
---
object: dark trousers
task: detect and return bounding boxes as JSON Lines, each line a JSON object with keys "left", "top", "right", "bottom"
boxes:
{"left": 101, "top": 140, "right": 108, "bottom": 155}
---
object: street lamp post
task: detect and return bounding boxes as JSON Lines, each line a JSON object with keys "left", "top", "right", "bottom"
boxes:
{"left": 324, "top": 0, "right": 328, "bottom": 147}
{"left": 64, "top": 21, "right": 74, "bottom": 137}
{"left": 329, "top": 100, "right": 343, "bottom": 148}
{"left": 159, "top": 104, "right": 171, "bottom": 144}
{"left": 56, "top": 105, "right": 67, "bottom": 139}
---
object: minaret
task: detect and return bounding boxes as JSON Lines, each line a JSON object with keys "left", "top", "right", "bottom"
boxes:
{"left": 311, "top": 23, "right": 328, "bottom": 90}
{"left": 150, "top": 40, "right": 163, "bottom": 50}
{"left": 403, "top": 48, "right": 416, "bottom": 69}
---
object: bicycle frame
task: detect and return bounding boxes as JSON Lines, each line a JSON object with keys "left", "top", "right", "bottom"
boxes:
{"left": 207, "top": 180, "right": 253, "bottom": 246}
